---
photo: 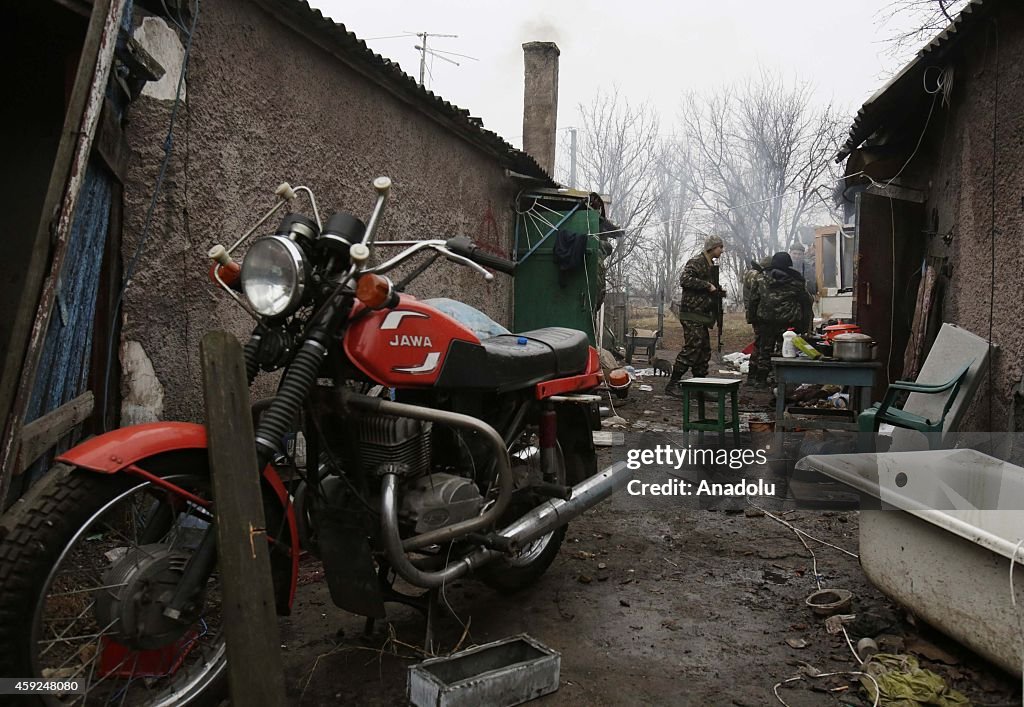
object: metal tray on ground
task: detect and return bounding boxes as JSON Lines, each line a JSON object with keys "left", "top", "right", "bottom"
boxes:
{"left": 407, "top": 634, "right": 560, "bottom": 707}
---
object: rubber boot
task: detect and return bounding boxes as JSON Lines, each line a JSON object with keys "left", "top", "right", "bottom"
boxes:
{"left": 664, "top": 372, "right": 685, "bottom": 399}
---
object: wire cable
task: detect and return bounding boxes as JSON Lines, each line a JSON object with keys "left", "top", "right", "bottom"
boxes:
{"left": 773, "top": 671, "right": 880, "bottom": 707}
{"left": 750, "top": 501, "right": 877, "bottom": 705}
{"left": 1009, "top": 537, "right": 1024, "bottom": 697}
{"left": 887, "top": 197, "right": 896, "bottom": 386}
{"left": 363, "top": 33, "right": 417, "bottom": 41}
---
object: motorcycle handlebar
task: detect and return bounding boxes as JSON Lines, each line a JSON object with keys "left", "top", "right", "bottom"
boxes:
{"left": 445, "top": 236, "right": 517, "bottom": 275}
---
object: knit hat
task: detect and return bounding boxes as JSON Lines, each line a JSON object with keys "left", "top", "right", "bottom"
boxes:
{"left": 704, "top": 235, "right": 725, "bottom": 252}
{"left": 771, "top": 251, "right": 793, "bottom": 270}
{"left": 758, "top": 256, "right": 772, "bottom": 270}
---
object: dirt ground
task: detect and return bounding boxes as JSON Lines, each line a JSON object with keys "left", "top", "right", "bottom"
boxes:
{"left": 276, "top": 318, "right": 1019, "bottom": 706}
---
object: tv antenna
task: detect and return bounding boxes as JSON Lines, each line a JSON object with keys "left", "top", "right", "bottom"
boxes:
{"left": 408, "top": 31, "right": 477, "bottom": 87}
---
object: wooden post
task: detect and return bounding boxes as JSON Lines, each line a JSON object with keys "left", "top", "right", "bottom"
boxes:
{"left": 200, "top": 331, "right": 287, "bottom": 706}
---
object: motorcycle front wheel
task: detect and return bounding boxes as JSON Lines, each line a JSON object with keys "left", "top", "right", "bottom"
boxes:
{"left": 0, "top": 454, "right": 285, "bottom": 706}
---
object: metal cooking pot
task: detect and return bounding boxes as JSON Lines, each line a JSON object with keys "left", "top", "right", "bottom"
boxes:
{"left": 832, "top": 333, "right": 876, "bottom": 361}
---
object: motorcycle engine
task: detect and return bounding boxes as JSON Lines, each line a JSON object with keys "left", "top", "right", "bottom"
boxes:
{"left": 340, "top": 414, "right": 433, "bottom": 475}
{"left": 338, "top": 413, "right": 484, "bottom": 533}
{"left": 400, "top": 472, "right": 484, "bottom": 534}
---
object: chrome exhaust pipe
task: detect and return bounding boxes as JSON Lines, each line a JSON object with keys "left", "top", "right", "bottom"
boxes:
{"left": 498, "top": 461, "right": 631, "bottom": 547}
{"left": 379, "top": 461, "right": 632, "bottom": 589}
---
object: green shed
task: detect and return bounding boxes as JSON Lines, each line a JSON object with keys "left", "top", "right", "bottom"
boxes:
{"left": 513, "top": 191, "right": 609, "bottom": 345}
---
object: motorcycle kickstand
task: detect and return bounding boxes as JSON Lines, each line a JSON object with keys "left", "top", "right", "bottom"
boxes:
{"left": 363, "top": 562, "right": 396, "bottom": 639}
{"left": 424, "top": 587, "right": 439, "bottom": 655}
{"left": 362, "top": 588, "right": 439, "bottom": 653}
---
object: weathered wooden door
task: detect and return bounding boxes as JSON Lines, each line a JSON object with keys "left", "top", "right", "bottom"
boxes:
{"left": 853, "top": 192, "right": 926, "bottom": 401}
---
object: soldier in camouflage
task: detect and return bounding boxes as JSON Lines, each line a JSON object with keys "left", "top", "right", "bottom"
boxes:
{"left": 742, "top": 256, "right": 772, "bottom": 386}
{"left": 748, "top": 251, "right": 813, "bottom": 388}
{"left": 665, "top": 235, "right": 725, "bottom": 399}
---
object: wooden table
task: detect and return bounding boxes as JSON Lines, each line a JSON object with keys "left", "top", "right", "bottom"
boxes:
{"left": 772, "top": 357, "right": 882, "bottom": 453}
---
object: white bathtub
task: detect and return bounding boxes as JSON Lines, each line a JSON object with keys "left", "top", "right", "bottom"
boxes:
{"left": 796, "top": 448, "right": 1024, "bottom": 676}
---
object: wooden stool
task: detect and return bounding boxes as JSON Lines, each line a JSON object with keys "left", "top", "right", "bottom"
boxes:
{"left": 679, "top": 377, "right": 741, "bottom": 445}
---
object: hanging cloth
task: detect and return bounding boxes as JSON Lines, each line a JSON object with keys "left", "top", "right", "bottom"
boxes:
{"left": 553, "top": 229, "right": 588, "bottom": 287}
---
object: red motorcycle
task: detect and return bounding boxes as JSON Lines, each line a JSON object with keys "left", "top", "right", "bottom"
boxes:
{"left": 0, "top": 177, "right": 629, "bottom": 705}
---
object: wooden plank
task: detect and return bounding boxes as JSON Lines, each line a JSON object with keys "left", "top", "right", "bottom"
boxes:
{"left": 0, "top": 0, "right": 124, "bottom": 502}
{"left": 200, "top": 331, "right": 287, "bottom": 707}
{"left": 903, "top": 263, "right": 938, "bottom": 382}
{"left": 16, "top": 391, "right": 94, "bottom": 474}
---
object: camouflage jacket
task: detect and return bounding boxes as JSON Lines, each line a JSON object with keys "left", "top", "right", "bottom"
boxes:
{"left": 678, "top": 252, "right": 720, "bottom": 324}
{"left": 751, "top": 267, "right": 813, "bottom": 331}
{"left": 742, "top": 258, "right": 772, "bottom": 324}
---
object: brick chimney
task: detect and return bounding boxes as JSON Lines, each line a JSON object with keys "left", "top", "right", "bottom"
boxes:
{"left": 522, "top": 42, "right": 560, "bottom": 175}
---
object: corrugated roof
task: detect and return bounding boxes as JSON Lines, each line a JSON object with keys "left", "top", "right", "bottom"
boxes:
{"left": 252, "top": 0, "right": 555, "bottom": 184}
{"left": 837, "top": 0, "right": 991, "bottom": 161}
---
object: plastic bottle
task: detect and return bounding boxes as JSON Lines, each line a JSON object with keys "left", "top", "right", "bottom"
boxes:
{"left": 782, "top": 328, "right": 798, "bottom": 358}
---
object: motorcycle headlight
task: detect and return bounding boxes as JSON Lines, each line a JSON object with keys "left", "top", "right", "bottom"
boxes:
{"left": 241, "top": 236, "right": 307, "bottom": 317}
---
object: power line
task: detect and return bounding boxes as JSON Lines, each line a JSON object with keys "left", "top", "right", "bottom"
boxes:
{"left": 363, "top": 33, "right": 417, "bottom": 41}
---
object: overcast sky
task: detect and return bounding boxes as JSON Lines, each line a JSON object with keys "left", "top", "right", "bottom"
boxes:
{"left": 307, "top": 0, "right": 924, "bottom": 152}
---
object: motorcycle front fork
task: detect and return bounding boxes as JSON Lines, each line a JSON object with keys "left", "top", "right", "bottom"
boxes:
{"left": 162, "top": 448, "right": 274, "bottom": 621}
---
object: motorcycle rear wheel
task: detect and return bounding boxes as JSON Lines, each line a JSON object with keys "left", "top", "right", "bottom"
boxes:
{"left": 0, "top": 455, "right": 286, "bottom": 706}
{"left": 478, "top": 441, "right": 588, "bottom": 593}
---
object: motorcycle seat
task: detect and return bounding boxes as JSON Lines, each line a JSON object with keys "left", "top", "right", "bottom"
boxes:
{"left": 436, "top": 327, "right": 591, "bottom": 392}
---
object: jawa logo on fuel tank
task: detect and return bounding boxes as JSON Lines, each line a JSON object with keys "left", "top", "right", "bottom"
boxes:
{"left": 388, "top": 334, "right": 433, "bottom": 347}
{"left": 379, "top": 309, "right": 440, "bottom": 373}
{"left": 380, "top": 311, "right": 434, "bottom": 348}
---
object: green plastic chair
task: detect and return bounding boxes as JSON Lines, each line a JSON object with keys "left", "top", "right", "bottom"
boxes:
{"left": 857, "top": 360, "right": 974, "bottom": 451}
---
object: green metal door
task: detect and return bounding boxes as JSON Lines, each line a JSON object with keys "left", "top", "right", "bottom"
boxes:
{"left": 514, "top": 208, "right": 602, "bottom": 344}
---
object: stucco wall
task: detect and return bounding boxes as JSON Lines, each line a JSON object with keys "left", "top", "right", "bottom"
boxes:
{"left": 121, "top": 2, "right": 518, "bottom": 423}
{"left": 903, "top": 4, "right": 1024, "bottom": 432}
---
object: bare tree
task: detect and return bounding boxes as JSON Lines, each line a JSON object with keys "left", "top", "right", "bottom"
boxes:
{"left": 878, "top": 0, "right": 969, "bottom": 58}
{"left": 626, "top": 141, "right": 695, "bottom": 304}
{"left": 569, "top": 89, "right": 662, "bottom": 290}
{"left": 677, "top": 72, "right": 844, "bottom": 290}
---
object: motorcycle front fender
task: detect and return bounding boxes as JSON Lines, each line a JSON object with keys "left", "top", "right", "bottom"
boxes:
{"left": 56, "top": 422, "right": 300, "bottom": 613}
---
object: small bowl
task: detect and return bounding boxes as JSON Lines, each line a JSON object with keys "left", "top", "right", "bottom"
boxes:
{"left": 805, "top": 588, "right": 853, "bottom": 616}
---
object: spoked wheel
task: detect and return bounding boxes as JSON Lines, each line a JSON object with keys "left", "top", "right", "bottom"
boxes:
{"left": 478, "top": 434, "right": 569, "bottom": 593}
{"left": 0, "top": 459, "right": 269, "bottom": 706}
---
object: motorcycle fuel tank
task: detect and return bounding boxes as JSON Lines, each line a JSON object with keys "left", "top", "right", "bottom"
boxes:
{"left": 344, "top": 295, "right": 481, "bottom": 388}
